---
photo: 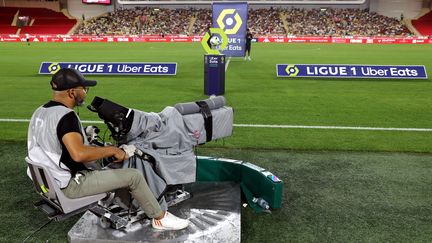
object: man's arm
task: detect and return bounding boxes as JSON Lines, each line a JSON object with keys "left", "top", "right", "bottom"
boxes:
{"left": 62, "top": 132, "right": 127, "bottom": 163}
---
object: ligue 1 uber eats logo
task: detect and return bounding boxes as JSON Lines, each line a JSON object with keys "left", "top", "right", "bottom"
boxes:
{"left": 216, "top": 9, "right": 243, "bottom": 35}
{"left": 48, "top": 63, "right": 61, "bottom": 74}
{"left": 285, "top": 65, "right": 299, "bottom": 77}
{"left": 201, "top": 28, "right": 228, "bottom": 55}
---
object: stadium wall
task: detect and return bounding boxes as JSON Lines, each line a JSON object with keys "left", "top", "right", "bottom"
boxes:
{"left": 1, "top": 35, "right": 431, "bottom": 44}
{"left": 116, "top": 3, "right": 369, "bottom": 10}
{"left": 1, "top": 0, "right": 60, "bottom": 11}
{"left": 370, "top": 0, "right": 423, "bottom": 19}
{"left": 66, "top": 0, "right": 113, "bottom": 20}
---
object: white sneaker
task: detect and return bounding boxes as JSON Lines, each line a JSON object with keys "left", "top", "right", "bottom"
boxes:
{"left": 248, "top": 56, "right": 251, "bottom": 61}
{"left": 152, "top": 211, "right": 189, "bottom": 230}
{"left": 244, "top": 56, "right": 247, "bottom": 60}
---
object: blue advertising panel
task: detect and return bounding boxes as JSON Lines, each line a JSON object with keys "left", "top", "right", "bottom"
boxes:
{"left": 39, "top": 62, "right": 177, "bottom": 75}
{"left": 212, "top": 2, "right": 248, "bottom": 57}
{"left": 277, "top": 64, "right": 428, "bottom": 79}
{"left": 204, "top": 54, "right": 225, "bottom": 95}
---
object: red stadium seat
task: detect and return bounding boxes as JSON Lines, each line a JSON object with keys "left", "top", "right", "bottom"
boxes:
{"left": 0, "top": 7, "right": 76, "bottom": 34}
{"left": 412, "top": 11, "right": 432, "bottom": 36}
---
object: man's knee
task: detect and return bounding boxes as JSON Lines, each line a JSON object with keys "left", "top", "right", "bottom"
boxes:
{"left": 123, "top": 168, "right": 145, "bottom": 187}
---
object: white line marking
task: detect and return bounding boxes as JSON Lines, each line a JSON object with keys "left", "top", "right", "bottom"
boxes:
{"left": 225, "top": 57, "right": 231, "bottom": 71}
{"left": 2, "top": 118, "right": 431, "bottom": 132}
{"left": 0, "top": 118, "right": 104, "bottom": 124}
{"left": 234, "top": 124, "right": 432, "bottom": 132}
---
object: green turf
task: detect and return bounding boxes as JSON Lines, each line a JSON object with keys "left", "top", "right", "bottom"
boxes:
{"left": 1, "top": 42, "right": 432, "bottom": 151}
{"left": 2, "top": 141, "right": 431, "bottom": 242}
{"left": 207, "top": 147, "right": 432, "bottom": 243}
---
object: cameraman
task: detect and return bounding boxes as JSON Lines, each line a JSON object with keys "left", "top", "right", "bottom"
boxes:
{"left": 27, "top": 68, "right": 188, "bottom": 230}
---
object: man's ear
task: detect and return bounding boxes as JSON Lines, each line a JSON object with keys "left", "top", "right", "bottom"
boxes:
{"left": 67, "top": 89, "right": 75, "bottom": 99}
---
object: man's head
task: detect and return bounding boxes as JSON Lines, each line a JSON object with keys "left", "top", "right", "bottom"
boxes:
{"left": 51, "top": 68, "right": 97, "bottom": 107}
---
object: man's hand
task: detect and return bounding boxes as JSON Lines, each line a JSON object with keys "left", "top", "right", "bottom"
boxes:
{"left": 112, "top": 147, "right": 128, "bottom": 163}
{"left": 119, "top": 144, "right": 137, "bottom": 157}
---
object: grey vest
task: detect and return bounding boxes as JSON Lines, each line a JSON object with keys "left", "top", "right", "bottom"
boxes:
{"left": 27, "top": 105, "right": 84, "bottom": 188}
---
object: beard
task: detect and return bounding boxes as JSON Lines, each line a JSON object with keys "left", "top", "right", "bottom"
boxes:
{"left": 75, "top": 96, "right": 85, "bottom": 106}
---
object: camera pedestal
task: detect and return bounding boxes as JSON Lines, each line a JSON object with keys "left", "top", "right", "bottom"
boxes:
{"left": 68, "top": 182, "right": 241, "bottom": 243}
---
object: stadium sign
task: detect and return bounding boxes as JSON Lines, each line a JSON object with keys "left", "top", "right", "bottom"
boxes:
{"left": 212, "top": 2, "right": 248, "bottom": 57}
{"left": 39, "top": 62, "right": 177, "bottom": 75}
{"left": 276, "top": 64, "right": 427, "bottom": 79}
{"left": 2, "top": 35, "right": 432, "bottom": 44}
{"left": 201, "top": 28, "right": 229, "bottom": 55}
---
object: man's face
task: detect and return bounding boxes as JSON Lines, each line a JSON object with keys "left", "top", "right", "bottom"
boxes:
{"left": 70, "top": 86, "right": 89, "bottom": 106}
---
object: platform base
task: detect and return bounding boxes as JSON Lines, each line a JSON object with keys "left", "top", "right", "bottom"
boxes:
{"left": 68, "top": 182, "right": 241, "bottom": 243}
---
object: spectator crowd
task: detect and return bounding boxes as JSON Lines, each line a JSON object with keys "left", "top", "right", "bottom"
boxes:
{"left": 285, "top": 8, "right": 411, "bottom": 36}
{"left": 76, "top": 7, "right": 192, "bottom": 35}
{"left": 75, "top": 7, "right": 412, "bottom": 37}
{"left": 191, "top": 8, "right": 212, "bottom": 35}
{"left": 248, "top": 7, "right": 285, "bottom": 36}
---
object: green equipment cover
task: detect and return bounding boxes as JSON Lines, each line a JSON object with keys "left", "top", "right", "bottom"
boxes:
{"left": 196, "top": 156, "right": 283, "bottom": 212}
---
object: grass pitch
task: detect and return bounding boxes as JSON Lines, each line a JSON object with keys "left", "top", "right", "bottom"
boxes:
{"left": 0, "top": 42, "right": 431, "bottom": 242}
{"left": 1, "top": 42, "right": 432, "bottom": 151}
{"left": 1, "top": 141, "right": 431, "bottom": 242}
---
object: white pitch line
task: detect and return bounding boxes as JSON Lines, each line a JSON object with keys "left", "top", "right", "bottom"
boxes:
{"left": 0, "top": 118, "right": 104, "bottom": 124}
{"left": 1, "top": 118, "right": 432, "bottom": 132}
{"left": 234, "top": 124, "right": 432, "bottom": 132}
{"left": 225, "top": 57, "right": 231, "bottom": 71}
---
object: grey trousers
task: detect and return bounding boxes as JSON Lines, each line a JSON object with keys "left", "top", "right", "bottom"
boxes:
{"left": 62, "top": 168, "right": 163, "bottom": 218}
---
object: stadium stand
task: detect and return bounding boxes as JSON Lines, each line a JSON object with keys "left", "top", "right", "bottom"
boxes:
{"left": 74, "top": 7, "right": 412, "bottom": 37}
{"left": 0, "top": 7, "right": 76, "bottom": 35}
{"left": 412, "top": 11, "right": 432, "bottom": 36}
{"left": 19, "top": 8, "right": 76, "bottom": 34}
{"left": 191, "top": 9, "right": 212, "bottom": 35}
{"left": 75, "top": 7, "right": 191, "bottom": 35}
{"left": 285, "top": 8, "right": 412, "bottom": 36}
{"left": 0, "top": 7, "right": 19, "bottom": 34}
{"left": 248, "top": 8, "right": 286, "bottom": 36}
{"left": 0, "top": 0, "right": 418, "bottom": 38}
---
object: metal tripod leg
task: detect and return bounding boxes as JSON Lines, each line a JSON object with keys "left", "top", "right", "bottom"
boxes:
{"left": 166, "top": 185, "right": 191, "bottom": 207}
{"left": 89, "top": 205, "right": 128, "bottom": 229}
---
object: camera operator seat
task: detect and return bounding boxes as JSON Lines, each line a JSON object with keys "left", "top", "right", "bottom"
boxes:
{"left": 26, "top": 157, "right": 107, "bottom": 221}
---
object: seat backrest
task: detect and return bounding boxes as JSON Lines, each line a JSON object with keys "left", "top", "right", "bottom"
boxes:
{"left": 25, "top": 156, "right": 106, "bottom": 214}
{"left": 26, "top": 156, "right": 62, "bottom": 209}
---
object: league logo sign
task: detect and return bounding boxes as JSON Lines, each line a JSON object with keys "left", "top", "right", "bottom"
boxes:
{"left": 201, "top": 28, "right": 228, "bottom": 55}
{"left": 216, "top": 9, "right": 243, "bottom": 35}
{"left": 39, "top": 62, "right": 177, "bottom": 75}
{"left": 212, "top": 2, "right": 248, "bottom": 57}
{"left": 277, "top": 64, "right": 428, "bottom": 79}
